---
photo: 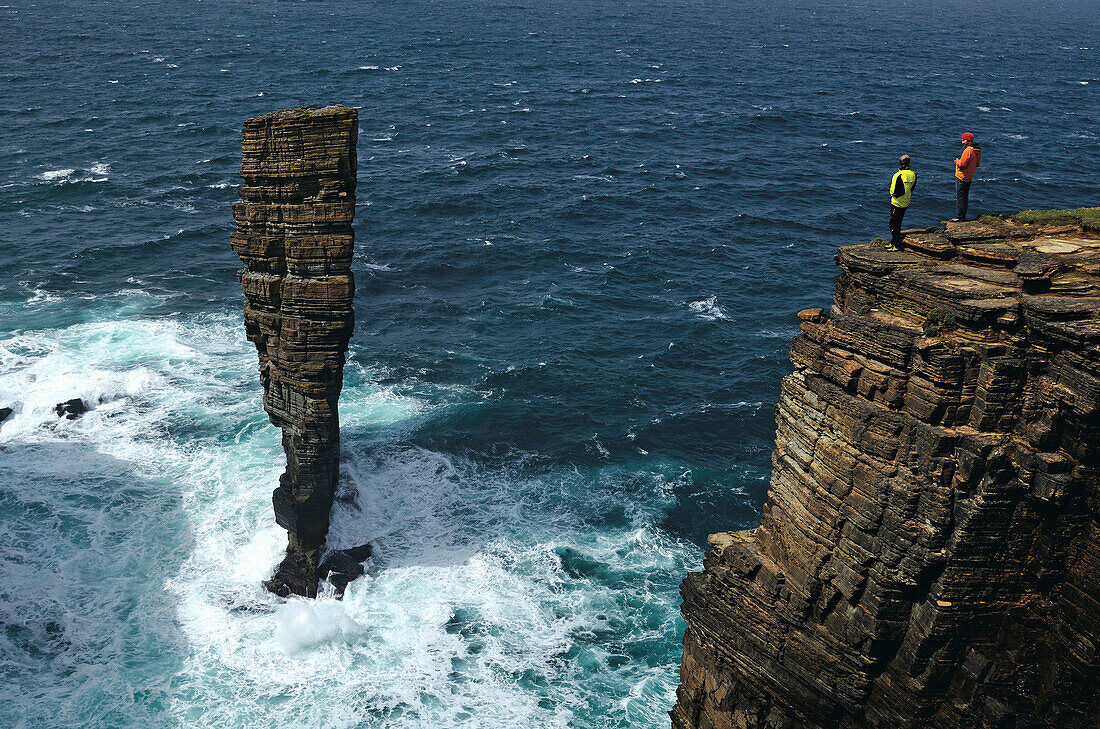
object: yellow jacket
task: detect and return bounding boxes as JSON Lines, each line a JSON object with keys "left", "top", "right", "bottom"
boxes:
{"left": 890, "top": 169, "right": 916, "bottom": 208}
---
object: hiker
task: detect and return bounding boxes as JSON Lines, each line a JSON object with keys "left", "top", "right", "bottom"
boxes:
{"left": 889, "top": 155, "right": 916, "bottom": 247}
{"left": 952, "top": 132, "right": 982, "bottom": 221}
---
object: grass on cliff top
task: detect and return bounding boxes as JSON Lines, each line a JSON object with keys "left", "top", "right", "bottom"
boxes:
{"left": 247, "top": 105, "right": 354, "bottom": 123}
{"left": 1013, "top": 207, "right": 1100, "bottom": 230}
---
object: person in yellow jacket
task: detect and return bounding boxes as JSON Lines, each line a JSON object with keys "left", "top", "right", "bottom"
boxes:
{"left": 889, "top": 155, "right": 916, "bottom": 248}
{"left": 951, "top": 132, "right": 982, "bottom": 221}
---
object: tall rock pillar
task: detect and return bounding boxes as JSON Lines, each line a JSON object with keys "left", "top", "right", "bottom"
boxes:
{"left": 231, "top": 106, "right": 357, "bottom": 597}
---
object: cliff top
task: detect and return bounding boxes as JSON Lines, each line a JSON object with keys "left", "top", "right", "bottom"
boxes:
{"left": 246, "top": 105, "right": 357, "bottom": 123}
{"left": 831, "top": 208, "right": 1100, "bottom": 349}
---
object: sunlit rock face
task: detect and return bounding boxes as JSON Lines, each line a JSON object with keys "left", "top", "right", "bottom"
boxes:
{"left": 673, "top": 215, "right": 1100, "bottom": 729}
{"left": 231, "top": 106, "right": 358, "bottom": 598}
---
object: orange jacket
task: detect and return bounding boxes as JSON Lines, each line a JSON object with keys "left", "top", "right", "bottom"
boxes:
{"left": 955, "top": 144, "right": 981, "bottom": 182}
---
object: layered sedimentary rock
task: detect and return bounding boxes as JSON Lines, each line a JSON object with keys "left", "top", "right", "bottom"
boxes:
{"left": 674, "top": 214, "right": 1100, "bottom": 728}
{"left": 231, "top": 106, "right": 358, "bottom": 598}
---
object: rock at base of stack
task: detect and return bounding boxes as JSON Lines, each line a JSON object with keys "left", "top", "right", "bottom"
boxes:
{"left": 673, "top": 214, "right": 1100, "bottom": 729}
{"left": 231, "top": 106, "right": 358, "bottom": 598}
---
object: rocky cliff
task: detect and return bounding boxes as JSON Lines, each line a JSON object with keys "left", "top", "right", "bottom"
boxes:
{"left": 231, "top": 106, "right": 358, "bottom": 598}
{"left": 673, "top": 212, "right": 1100, "bottom": 729}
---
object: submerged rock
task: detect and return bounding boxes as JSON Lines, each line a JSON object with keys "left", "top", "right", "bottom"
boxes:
{"left": 54, "top": 398, "right": 86, "bottom": 419}
{"left": 673, "top": 213, "right": 1100, "bottom": 729}
{"left": 317, "top": 544, "right": 372, "bottom": 598}
{"left": 231, "top": 106, "right": 359, "bottom": 598}
{"left": 0, "top": 407, "right": 11, "bottom": 424}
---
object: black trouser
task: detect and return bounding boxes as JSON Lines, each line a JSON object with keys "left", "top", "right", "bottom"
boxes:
{"left": 890, "top": 204, "right": 907, "bottom": 245}
{"left": 956, "top": 178, "right": 971, "bottom": 221}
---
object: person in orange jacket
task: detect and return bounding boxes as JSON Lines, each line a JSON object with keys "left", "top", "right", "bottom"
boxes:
{"left": 951, "top": 132, "right": 982, "bottom": 221}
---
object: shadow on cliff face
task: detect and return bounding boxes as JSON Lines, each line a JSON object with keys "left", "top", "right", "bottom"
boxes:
{"left": 0, "top": 442, "right": 192, "bottom": 729}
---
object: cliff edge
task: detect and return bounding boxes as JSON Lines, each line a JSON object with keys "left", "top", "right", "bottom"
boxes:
{"left": 231, "top": 106, "right": 358, "bottom": 598}
{"left": 673, "top": 211, "right": 1100, "bottom": 728}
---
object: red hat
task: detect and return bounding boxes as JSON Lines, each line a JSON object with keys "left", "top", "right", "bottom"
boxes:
{"left": 961, "top": 132, "right": 975, "bottom": 142}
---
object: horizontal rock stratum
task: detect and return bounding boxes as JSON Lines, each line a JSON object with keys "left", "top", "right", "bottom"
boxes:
{"left": 673, "top": 212, "right": 1100, "bottom": 729}
{"left": 231, "top": 106, "right": 358, "bottom": 598}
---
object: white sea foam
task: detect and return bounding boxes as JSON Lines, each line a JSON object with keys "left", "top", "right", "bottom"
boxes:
{"left": 38, "top": 168, "right": 74, "bottom": 180}
{"left": 35, "top": 164, "right": 109, "bottom": 184}
{"left": 757, "top": 327, "right": 797, "bottom": 339}
{"left": 275, "top": 600, "right": 365, "bottom": 654}
{"left": 0, "top": 303, "right": 696, "bottom": 727}
{"left": 0, "top": 333, "right": 167, "bottom": 441}
{"left": 687, "top": 295, "right": 728, "bottom": 321}
{"left": 26, "top": 287, "right": 62, "bottom": 304}
{"left": 372, "top": 125, "right": 397, "bottom": 141}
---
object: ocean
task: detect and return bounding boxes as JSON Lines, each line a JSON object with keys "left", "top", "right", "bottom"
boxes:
{"left": 1, "top": 0, "right": 1097, "bottom": 726}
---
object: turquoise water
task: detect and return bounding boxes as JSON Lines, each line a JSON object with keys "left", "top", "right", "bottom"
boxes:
{"left": 0, "top": 305, "right": 692, "bottom": 727}
{"left": 1, "top": 0, "right": 1097, "bottom": 726}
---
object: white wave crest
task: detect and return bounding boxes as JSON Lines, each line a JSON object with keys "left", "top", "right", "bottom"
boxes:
{"left": 35, "top": 163, "right": 110, "bottom": 184}
{"left": 687, "top": 295, "right": 728, "bottom": 321}
{"left": 0, "top": 306, "right": 697, "bottom": 727}
{"left": 38, "top": 168, "right": 75, "bottom": 181}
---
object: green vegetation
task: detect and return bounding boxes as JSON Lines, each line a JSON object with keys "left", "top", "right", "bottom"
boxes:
{"left": 1013, "top": 207, "right": 1100, "bottom": 231}
{"left": 922, "top": 308, "right": 957, "bottom": 337}
{"left": 252, "top": 106, "right": 353, "bottom": 122}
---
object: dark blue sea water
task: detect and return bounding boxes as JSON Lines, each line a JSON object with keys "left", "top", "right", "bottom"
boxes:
{"left": 1, "top": 0, "right": 1097, "bottom": 726}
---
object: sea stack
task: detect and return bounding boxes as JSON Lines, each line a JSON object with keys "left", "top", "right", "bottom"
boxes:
{"left": 673, "top": 214, "right": 1100, "bottom": 728}
{"left": 231, "top": 106, "right": 358, "bottom": 598}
